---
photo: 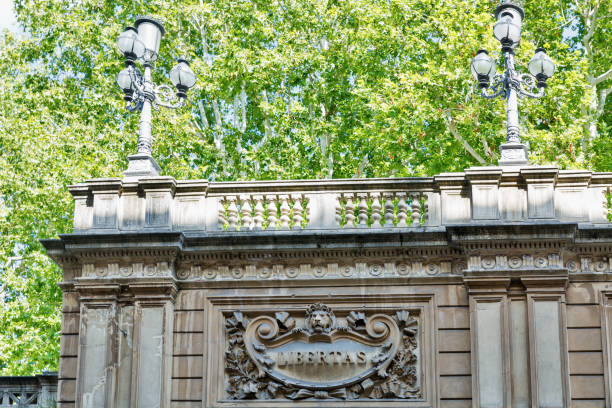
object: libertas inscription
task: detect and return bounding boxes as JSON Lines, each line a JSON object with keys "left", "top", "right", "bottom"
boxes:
{"left": 224, "top": 304, "right": 421, "bottom": 400}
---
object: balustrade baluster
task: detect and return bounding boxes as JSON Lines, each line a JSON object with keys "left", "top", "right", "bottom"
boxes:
{"left": 396, "top": 192, "right": 408, "bottom": 227}
{"left": 266, "top": 195, "right": 278, "bottom": 230}
{"left": 383, "top": 192, "right": 395, "bottom": 227}
{"left": 279, "top": 195, "right": 291, "bottom": 229}
{"left": 226, "top": 196, "right": 239, "bottom": 230}
{"left": 304, "top": 197, "right": 310, "bottom": 227}
{"left": 292, "top": 194, "right": 304, "bottom": 229}
{"left": 335, "top": 195, "right": 342, "bottom": 227}
{"left": 218, "top": 198, "right": 228, "bottom": 229}
{"left": 344, "top": 193, "right": 355, "bottom": 228}
{"left": 370, "top": 192, "right": 382, "bottom": 228}
{"left": 240, "top": 195, "right": 253, "bottom": 230}
{"left": 253, "top": 195, "right": 265, "bottom": 230}
{"left": 409, "top": 193, "right": 421, "bottom": 226}
{"left": 357, "top": 193, "right": 369, "bottom": 228}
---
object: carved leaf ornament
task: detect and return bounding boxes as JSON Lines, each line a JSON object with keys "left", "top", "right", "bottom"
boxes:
{"left": 224, "top": 304, "right": 421, "bottom": 400}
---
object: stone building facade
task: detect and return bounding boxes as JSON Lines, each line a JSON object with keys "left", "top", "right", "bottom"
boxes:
{"left": 43, "top": 165, "right": 612, "bottom": 407}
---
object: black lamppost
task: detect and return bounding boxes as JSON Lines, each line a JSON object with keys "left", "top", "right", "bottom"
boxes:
{"left": 116, "top": 16, "right": 197, "bottom": 179}
{"left": 471, "top": 1, "right": 556, "bottom": 166}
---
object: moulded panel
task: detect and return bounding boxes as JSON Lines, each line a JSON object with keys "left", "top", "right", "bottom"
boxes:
{"left": 117, "top": 306, "right": 134, "bottom": 408}
{"left": 475, "top": 301, "right": 504, "bottom": 407}
{"left": 510, "top": 300, "right": 529, "bottom": 407}
{"left": 174, "top": 196, "right": 205, "bottom": 231}
{"left": 93, "top": 195, "right": 118, "bottom": 228}
{"left": 471, "top": 185, "right": 499, "bottom": 220}
{"left": 441, "top": 191, "right": 471, "bottom": 223}
{"left": 533, "top": 301, "right": 564, "bottom": 407}
{"left": 527, "top": 184, "right": 554, "bottom": 219}
{"left": 136, "top": 307, "right": 164, "bottom": 408}
{"left": 79, "top": 307, "right": 112, "bottom": 407}
{"left": 145, "top": 192, "right": 172, "bottom": 228}
{"left": 555, "top": 188, "right": 588, "bottom": 221}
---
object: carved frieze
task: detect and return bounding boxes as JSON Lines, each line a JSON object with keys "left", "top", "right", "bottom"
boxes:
{"left": 562, "top": 245, "right": 612, "bottom": 274}
{"left": 178, "top": 261, "right": 457, "bottom": 281}
{"left": 467, "top": 253, "right": 564, "bottom": 272}
{"left": 223, "top": 304, "right": 420, "bottom": 401}
{"left": 76, "top": 253, "right": 612, "bottom": 281}
{"left": 81, "top": 262, "right": 173, "bottom": 278}
{"left": 564, "top": 256, "right": 612, "bottom": 274}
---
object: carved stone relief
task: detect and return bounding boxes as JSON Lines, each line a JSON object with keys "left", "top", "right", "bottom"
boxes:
{"left": 224, "top": 304, "right": 420, "bottom": 401}
{"left": 564, "top": 256, "right": 611, "bottom": 273}
{"left": 178, "top": 261, "right": 457, "bottom": 281}
{"left": 467, "top": 253, "right": 564, "bottom": 272}
{"left": 81, "top": 262, "right": 173, "bottom": 278}
{"left": 77, "top": 252, "right": 611, "bottom": 281}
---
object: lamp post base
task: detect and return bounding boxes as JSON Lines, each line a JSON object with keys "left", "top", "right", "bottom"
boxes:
{"left": 498, "top": 142, "right": 529, "bottom": 167}
{"left": 123, "top": 153, "right": 161, "bottom": 181}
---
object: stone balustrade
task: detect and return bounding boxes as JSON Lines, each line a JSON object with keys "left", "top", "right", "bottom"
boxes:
{"left": 69, "top": 166, "right": 611, "bottom": 233}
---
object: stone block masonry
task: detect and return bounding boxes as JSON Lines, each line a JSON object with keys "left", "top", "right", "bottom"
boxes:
{"left": 42, "top": 165, "right": 612, "bottom": 407}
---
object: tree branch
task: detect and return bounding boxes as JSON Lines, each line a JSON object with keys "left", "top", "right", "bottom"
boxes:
{"left": 240, "top": 80, "right": 247, "bottom": 133}
{"left": 581, "top": 2, "right": 599, "bottom": 65}
{"left": 597, "top": 85, "right": 611, "bottom": 117}
{"left": 444, "top": 112, "right": 486, "bottom": 164}
{"left": 593, "top": 68, "right": 612, "bottom": 85}
{"left": 233, "top": 94, "right": 240, "bottom": 129}
{"left": 197, "top": 99, "right": 209, "bottom": 129}
{"left": 261, "top": 90, "right": 272, "bottom": 141}
{"left": 480, "top": 136, "right": 493, "bottom": 158}
{"left": 212, "top": 99, "right": 223, "bottom": 150}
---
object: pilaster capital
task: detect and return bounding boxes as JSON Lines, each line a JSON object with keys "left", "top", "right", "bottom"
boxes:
{"left": 520, "top": 274, "right": 568, "bottom": 293}
{"left": 139, "top": 176, "right": 177, "bottom": 195}
{"left": 129, "top": 279, "right": 178, "bottom": 302}
{"left": 519, "top": 166, "right": 559, "bottom": 182}
{"left": 434, "top": 172, "right": 467, "bottom": 190}
{"left": 465, "top": 167, "right": 503, "bottom": 185}
{"left": 463, "top": 276, "right": 511, "bottom": 295}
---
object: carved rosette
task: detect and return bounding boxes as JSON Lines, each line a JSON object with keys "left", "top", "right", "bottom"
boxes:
{"left": 224, "top": 304, "right": 420, "bottom": 401}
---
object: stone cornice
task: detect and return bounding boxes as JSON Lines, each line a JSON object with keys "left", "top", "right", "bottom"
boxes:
{"left": 446, "top": 222, "right": 577, "bottom": 249}
{"left": 41, "top": 222, "right": 612, "bottom": 286}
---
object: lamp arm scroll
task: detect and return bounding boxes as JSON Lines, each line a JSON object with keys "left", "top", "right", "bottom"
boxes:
{"left": 153, "top": 84, "right": 187, "bottom": 109}
{"left": 480, "top": 74, "right": 506, "bottom": 99}
{"left": 516, "top": 73, "right": 545, "bottom": 99}
{"left": 124, "top": 66, "right": 145, "bottom": 112}
{"left": 127, "top": 66, "right": 145, "bottom": 94}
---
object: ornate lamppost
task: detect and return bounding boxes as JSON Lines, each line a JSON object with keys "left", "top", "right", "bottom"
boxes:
{"left": 471, "top": 0, "right": 556, "bottom": 166}
{"left": 115, "top": 16, "right": 197, "bottom": 180}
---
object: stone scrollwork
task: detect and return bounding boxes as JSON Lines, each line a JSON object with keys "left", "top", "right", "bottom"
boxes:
{"left": 224, "top": 304, "right": 420, "bottom": 401}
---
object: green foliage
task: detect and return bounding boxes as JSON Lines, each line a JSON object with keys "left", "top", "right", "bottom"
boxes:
{"left": 0, "top": 0, "right": 610, "bottom": 374}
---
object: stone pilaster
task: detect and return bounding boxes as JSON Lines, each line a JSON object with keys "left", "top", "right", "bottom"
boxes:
{"left": 465, "top": 167, "right": 503, "bottom": 220}
{"left": 464, "top": 276, "right": 511, "bottom": 407}
{"left": 434, "top": 173, "right": 470, "bottom": 224}
{"left": 129, "top": 280, "right": 176, "bottom": 408}
{"left": 520, "top": 167, "right": 558, "bottom": 219}
{"left": 141, "top": 177, "right": 176, "bottom": 230}
{"left": 522, "top": 275, "right": 570, "bottom": 408}
{"left": 90, "top": 179, "right": 122, "bottom": 231}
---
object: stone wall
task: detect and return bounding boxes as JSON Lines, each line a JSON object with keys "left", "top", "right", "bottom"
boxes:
{"left": 43, "top": 165, "right": 612, "bottom": 407}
